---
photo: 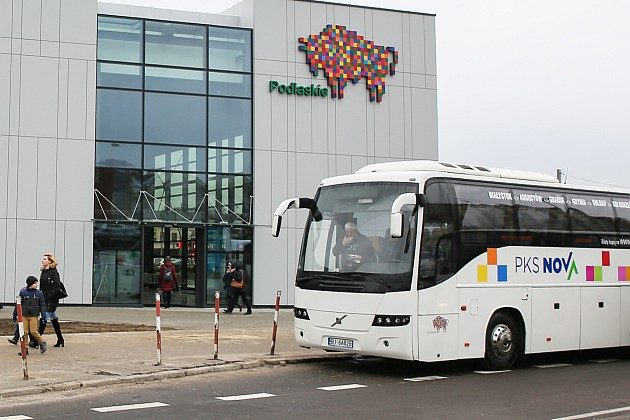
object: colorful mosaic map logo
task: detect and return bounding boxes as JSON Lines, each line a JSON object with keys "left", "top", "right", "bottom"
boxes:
{"left": 298, "top": 24, "right": 398, "bottom": 102}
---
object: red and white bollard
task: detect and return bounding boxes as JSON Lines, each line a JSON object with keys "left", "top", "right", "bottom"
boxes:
{"left": 16, "top": 296, "right": 28, "bottom": 379}
{"left": 155, "top": 292, "right": 162, "bottom": 365}
{"left": 213, "top": 291, "right": 220, "bottom": 360}
{"left": 270, "top": 291, "right": 281, "bottom": 355}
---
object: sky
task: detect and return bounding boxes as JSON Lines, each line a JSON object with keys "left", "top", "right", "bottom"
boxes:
{"left": 109, "top": 0, "right": 630, "bottom": 189}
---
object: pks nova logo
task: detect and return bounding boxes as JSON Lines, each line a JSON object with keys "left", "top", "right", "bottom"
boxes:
{"left": 298, "top": 24, "right": 398, "bottom": 102}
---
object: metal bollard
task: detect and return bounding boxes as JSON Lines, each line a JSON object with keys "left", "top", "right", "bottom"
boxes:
{"left": 213, "top": 291, "right": 220, "bottom": 360}
{"left": 270, "top": 291, "right": 281, "bottom": 355}
{"left": 16, "top": 296, "right": 28, "bottom": 379}
{"left": 155, "top": 293, "right": 162, "bottom": 365}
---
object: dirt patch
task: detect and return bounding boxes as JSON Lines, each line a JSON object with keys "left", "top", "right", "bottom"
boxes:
{"left": 0, "top": 319, "right": 174, "bottom": 336}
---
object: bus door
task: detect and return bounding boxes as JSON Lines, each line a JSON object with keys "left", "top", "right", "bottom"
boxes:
{"left": 416, "top": 180, "right": 460, "bottom": 361}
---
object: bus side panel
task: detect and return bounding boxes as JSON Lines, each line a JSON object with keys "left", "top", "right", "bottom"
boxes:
{"left": 417, "top": 280, "right": 460, "bottom": 361}
{"left": 457, "top": 286, "right": 532, "bottom": 360}
{"left": 417, "top": 314, "right": 459, "bottom": 361}
{"left": 580, "top": 286, "right": 621, "bottom": 349}
{"left": 622, "top": 286, "right": 630, "bottom": 346}
{"left": 530, "top": 287, "right": 581, "bottom": 353}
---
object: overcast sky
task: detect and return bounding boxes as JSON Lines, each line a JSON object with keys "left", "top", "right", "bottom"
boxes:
{"left": 109, "top": 0, "right": 630, "bottom": 189}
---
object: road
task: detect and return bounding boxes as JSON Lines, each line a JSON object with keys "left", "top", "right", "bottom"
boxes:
{"left": 1, "top": 349, "right": 629, "bottom": 420}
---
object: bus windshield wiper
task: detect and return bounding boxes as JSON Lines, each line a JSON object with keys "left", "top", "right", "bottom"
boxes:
{"left": 296, "top": 273, "right": 343, "bottom": 283}
{"left": 346, "top": 272, "right": 390, "bottom": 290}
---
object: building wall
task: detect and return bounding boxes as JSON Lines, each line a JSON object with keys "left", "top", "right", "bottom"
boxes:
{"left": 237, "top": 0, "right": 439, "bottom": 305}
{"left": 0, "top": 0, "right": 97, "bottom": 304}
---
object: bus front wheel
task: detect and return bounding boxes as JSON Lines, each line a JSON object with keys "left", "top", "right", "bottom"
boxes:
{"left": 484, "top": 312, "right": 519, "bottom": 370}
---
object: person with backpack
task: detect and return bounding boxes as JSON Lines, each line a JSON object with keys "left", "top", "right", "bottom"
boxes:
{"left": 14, "top": 276, "right": 47, "bottom": 355}
{"left": 224, "top": 260, "right": 251, "bottom": 315}
{"left": 158, "top": 257, "right": 178, "bottom": 308}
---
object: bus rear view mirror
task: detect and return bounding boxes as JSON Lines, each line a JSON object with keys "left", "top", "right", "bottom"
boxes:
{"left": 390, "top": 193, "right": 425, "bottom": 238}
{"left": 272, "top": 197, "right": 322, "bottom": 237}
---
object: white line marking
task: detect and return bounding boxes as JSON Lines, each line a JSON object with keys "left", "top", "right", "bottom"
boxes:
{"left": 91, "top": 402, "right": 169, "bottom": 413}
{"left": 216, "top": 393, "right": 276, "bottom": 401}
{"left": 533, "top": 363, "right": 572, "bottom": 369}
{"left": 473, "top": 370, "right": 511, "bottom": 374}
{"left": 317, "top": 384, "right": 367, "bottom": 391}
{"left": 551, "top": 405, "right": 630, "bottom": 420}
{"left": 404, "top": 376, "right": 447, "bottom": 382}
{"left": 0, "top": 416, "right": 33, "bottom": 420}
{"left": 590, "top": 359, "right": 619, "bottom": 363}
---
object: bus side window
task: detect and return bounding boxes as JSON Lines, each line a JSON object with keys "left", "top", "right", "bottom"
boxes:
{"left": 419, "top": 181, "right": 456, "bottom": 288}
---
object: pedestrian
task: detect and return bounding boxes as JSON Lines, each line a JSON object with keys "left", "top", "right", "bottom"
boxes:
{"left": 158, "top": 257, "right": 178, "bottom": 308}
{"left": 39, "top": 252, "right": 67, "bottom": 348}
{"left": 224, "top": 261, "right": 252, "bottom": 315}
{"left": 14, "top": 276, "right": 47, "bottom": 355}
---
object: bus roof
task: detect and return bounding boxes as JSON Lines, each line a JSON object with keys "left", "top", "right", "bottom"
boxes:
{"left": 355, "top": 160, "right": 559, "bottom": 184}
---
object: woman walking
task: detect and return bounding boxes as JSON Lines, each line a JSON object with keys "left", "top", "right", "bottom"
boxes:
{"left": 39, "top": 252, "right": 66, "bottom": 348}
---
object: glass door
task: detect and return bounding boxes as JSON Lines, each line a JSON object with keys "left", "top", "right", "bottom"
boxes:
{"left": 143, "top": 226, "right": 203, "bottom": 306}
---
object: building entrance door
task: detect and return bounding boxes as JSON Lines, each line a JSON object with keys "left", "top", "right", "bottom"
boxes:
{"left": 143, "top": 226, "right": 205, "bottom": 307}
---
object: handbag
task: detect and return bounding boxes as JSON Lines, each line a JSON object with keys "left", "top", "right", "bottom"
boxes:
{"left": 230, "top": 270, "right": 245, "bottom": 289}
{"left": 56, "top": 282, "right": 68, "bottom": 299}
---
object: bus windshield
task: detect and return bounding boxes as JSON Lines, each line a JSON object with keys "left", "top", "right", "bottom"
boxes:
{"left": 297, "top": 182, "right": 418, "bottom": 293}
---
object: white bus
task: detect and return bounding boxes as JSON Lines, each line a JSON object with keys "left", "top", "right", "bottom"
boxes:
{"left": 272, "top": 160, "right": 630, "bottom": 370}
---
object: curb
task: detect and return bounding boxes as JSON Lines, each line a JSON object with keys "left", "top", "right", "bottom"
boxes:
{"left": 0, "top": 353, "right": 350, "bottom": 399}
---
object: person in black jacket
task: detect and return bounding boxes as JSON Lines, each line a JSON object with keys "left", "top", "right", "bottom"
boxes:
{"left": 224, "top": 261, "right": 252, "bottom": 315}
{"left": 14, "top": 276, "right": 47, "bottom": 354}
{"left": 39, "top": 252, "right": 66, "bottom": 348}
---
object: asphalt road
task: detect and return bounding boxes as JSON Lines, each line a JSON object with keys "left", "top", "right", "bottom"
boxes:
{"left": 1, "top": 349, "right": 629, "bottom": 420}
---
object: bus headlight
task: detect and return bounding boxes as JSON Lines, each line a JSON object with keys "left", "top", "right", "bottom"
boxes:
{"left": 294, "top": 307, "right": 310, "bottom": 320}
{"left": 372, "top": 315, "right": 410, "bottom": 326}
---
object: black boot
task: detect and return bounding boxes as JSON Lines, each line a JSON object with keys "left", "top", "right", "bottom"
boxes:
{"left": 52, "top": 318, "right": 64, "bottom": 347}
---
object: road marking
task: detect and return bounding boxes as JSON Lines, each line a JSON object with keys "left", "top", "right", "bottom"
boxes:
{"left": 0, "top": 416, "right": 33, "bottom": 420}
{"left": 533, "top": 363, "right": 572, "bottom": 369}
{"left": 590, "top": 359, "right": 619, "bottom": 363}
{"left": 473, "top": 370, "right": 511, "bottom": 374}
{"left": 216, "top": 393, "right": 276, "bottom": 401}
{"left": 404, "top": 376, "right": 447, "bottom": 382}
{"left": 91, "top": 402, "right": 169, "bottom": 413}
{"left": 551, "top": 405, "right": 630, "bottom": 420}
{"left": 317, "top": 384, "right": 367, "bottom": 391}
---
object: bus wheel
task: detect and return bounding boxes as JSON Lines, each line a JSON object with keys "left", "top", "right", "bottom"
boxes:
{"left": 484, "top": 312, "right": 519, "bottom": 370}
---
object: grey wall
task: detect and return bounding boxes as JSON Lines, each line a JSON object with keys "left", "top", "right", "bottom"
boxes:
{"left": 244, "top": 0, "right": 439, "bottom": 305}
{"left": 0, "top": 0, "right": 97, "bottom": 304}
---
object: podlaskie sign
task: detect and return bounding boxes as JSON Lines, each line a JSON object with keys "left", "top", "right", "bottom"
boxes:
{"left": 270, "top": 24, "right": 398, "bottom": 102}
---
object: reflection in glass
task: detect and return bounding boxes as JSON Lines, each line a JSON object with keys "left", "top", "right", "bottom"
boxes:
{"left": 94, "top": 168, "right": 142, "bottom": 220}
{"left": 145, "top": 21, "right": 206, "bottom": 68}
{"left": 208, "top": 148, "right": 251, "bottom": 174}
{"left": 143, "top": 171, "right": 207, "bottom": 222}
{"left": 146, "top": 67, "right": 206, "bottom": 94}
{"left": 97, "top": 63, "right": 142, "bottom": 88}
{"left": 208, "top": 26, "right": 251, "bottom": 72}
{"left": 97, "top": 17, "right": 143, "bottom": 63}
{"left": 145, "top": 93, "right": 206, "bottom": 145}
{"left": 96, "top": 142, "right": 142, "bottom": 168}
{"left": 209, "top": 72, "right": 251, "bottom": 97}
{"left": 208, "top": 97, "right": 251, "bottom": 148}
{"left": 208, "top": 174, "right": 252, "bottom": 223}
{"left": 93, "top": 223, "right": 142, "bottom": 304}
{"left": 96, "top": 89, "right": 142, "bottom": 141}
{"left": 145, "top": 145, "right": 205, "bottom": 172}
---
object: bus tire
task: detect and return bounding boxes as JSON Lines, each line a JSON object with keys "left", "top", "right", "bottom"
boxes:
{"left": 483, "top": 312, "right": 519, "bottom": 370}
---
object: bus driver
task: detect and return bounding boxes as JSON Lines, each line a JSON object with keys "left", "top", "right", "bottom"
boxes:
{"left": 333, "top": 221, "right": 375, "bottom": 271}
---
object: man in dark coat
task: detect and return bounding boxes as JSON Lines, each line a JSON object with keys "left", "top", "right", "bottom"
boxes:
{"left": 332, "top": 221, "right": 375, "bottom": 271}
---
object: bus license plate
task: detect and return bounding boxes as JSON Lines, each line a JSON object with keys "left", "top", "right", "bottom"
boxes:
{"left": 328, "top": 337, "right": 353, "bottom": 349}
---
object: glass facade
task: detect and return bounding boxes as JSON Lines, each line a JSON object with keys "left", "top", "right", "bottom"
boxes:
{"left": 95, "top": 15, "right": 253, "bottom": 307}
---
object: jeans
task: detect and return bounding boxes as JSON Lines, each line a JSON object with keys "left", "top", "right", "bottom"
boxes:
{"left": 45, "top": 311, "right": 58, "bottom": 320}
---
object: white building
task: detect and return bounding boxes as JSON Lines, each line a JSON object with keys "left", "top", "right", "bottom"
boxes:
{"left": 0, "top": 0, "right": 437, "bottom": 307}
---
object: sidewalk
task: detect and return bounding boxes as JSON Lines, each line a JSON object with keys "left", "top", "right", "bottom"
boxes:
{"left": 0, "top": 306, "right": 346, "bottom": 398}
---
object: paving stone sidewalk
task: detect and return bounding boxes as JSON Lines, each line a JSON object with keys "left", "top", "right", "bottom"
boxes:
{"left": 0, "top": 306, "right": 343, "bottom": 398}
